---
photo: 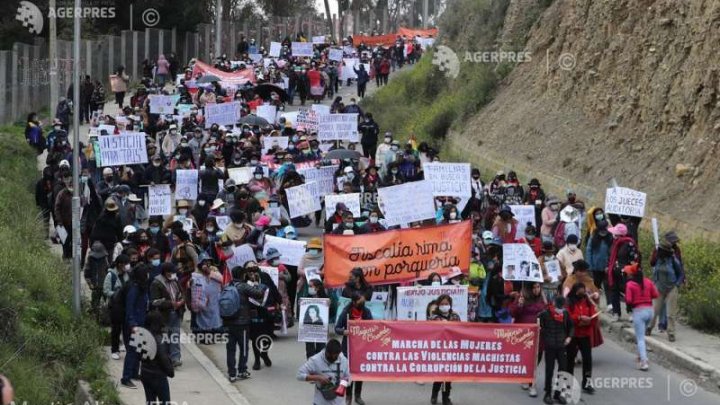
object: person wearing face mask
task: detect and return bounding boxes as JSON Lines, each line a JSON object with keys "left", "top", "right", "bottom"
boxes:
{"left": 90, "top": 198, "right": 124, "bottom": 261}
{"left": 161, "top": 125, "right": 181, "bottom": 158}
{"left": 335, "top": 292, "right": 372, "bottom": 405}
{"left": 145, "top": 154, "right": 172, "bottom": 186}
{"left": 302, "top": 278, "right": 329, "bottom": 358}
{"left": 538, "top": 241, "right": 560, "bottom": 303}
{"left": 188, "top": 128, "right": 205, "bottom": 166}
{"left": 198, "top": 155, "right": 224, "bottom": 200}
{"left": 147, "top": 216, "right": 171, "bottom": 260}
{"left": 224, "top": 208, "right": 253, "bottom": 246}
{"left": 247, "top": 165, "right": 273, "bottom": 197}
{"left": 163, "top": 200, "right": 196, "bottom": 233}
{"left": 429, "top": 294, "right": 460, "bottom": 405}
{"left": 382, "top": 161, "right": 405, "bottom": 186}
{"left": 145, "top": 248, "right": 163, "bottom": 283}
{"left": 606, "top": 223, "right": 640, "bottom": 322}
{"left": 564, "top": 282, "right": 598, "bottom": 394}
{"left": 297, "top": 238, "right": 324, "bottom": 308}
{"left": 445, "top": 206, "right": 461, "bottom": 224}
{"left": 524, "top": 178, "right": 546, "bottom": 227}
{"left": 556, "top": 235, "right": 583, "bottom": 282}
{"left": 260, "top": 248, "right": 293, "bottom": 325}
{"left": 375, "top": 131, "right": 393, "bottom": 172}
{"left": 554, "top": 205, "right": 580, "bottom": 249}
{"left": 296, "top": 339, "right": 350, "bottom": 405}
{"left": 538, "top": 296, "right": 574, "bottom": 405}
{"left": 150, "top": 263, "right": 185, "bottom": 368}
{"left": 110, "top": 184, "right": 134, "bottom": 228}
{"left": 217, "top": 179, "right": 237, "bottom": 206}
{"left": 583, "top": 207, "right": 606, "bottom": 246}
{"left": 263, "top": 195, "right": 290, "bottom": 227}
{"left": 331, "top": 211, "right": 361, "bottom": 235}
{"left": 426, "top": 272, "right": 443, "bottom": 286}
{"left": 492, "top": 205, "right": 519, "bottom": 243}
{"left": 234, "top": 188, "right": 263, "bottom": 221}
{"left": 325, "top": 203, "right": 348, "bottom": 234}
{"left": 120, "top": 264, "right": 150, "bottom": 389}
{"left": 359, "top": 208, "right": 386, "bottom": 233}
{"left": 585, "top": 220, "right": 613, "bottom": 308}
{"left": 521, "top": 224, "right": 542, "bottom": 256}
{"left": 97, "top": 167, "right": 117, "bottom": 201}
{"left": 190, "top": 254, "right": 224, "bottom": 335}
{"left": 341, "top": 268, "right": 373, "bottom": 300}
{"left": 191, "top": 196, "right": 213, "bottom": 232}
{"left": 384, "top": 140, "right": 402, "bottom": 172}
{"left": 104, "top": 254, "right": 131, "bottom": 360}
{"left": 540, "top": 196, "right": 561, "bottom": 243}
{"left": 54, "top": 175, "right": 74, "bottom": 259}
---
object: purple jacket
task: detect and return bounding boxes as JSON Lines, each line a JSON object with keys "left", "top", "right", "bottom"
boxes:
{"left": 510, "top": 299, "right": 546, "bottom": 324}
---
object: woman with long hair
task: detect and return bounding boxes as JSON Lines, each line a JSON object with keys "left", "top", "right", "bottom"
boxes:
{"left": 510, "top": 283, "right": 546, "bottom": 397}
{"left": 624, "top": 263, "right": 658, "bottom": 371}
{"left": 335, "top": 292, "right": 372, "bottom": 405}
{"left": 341, "top": 267, "right": 373, "bottom": 300}
{"left": 429, "top": 294, "right": 460, "bottom": 404}
{"left": 565, "top": 282, "right": 597, "bottom": 394}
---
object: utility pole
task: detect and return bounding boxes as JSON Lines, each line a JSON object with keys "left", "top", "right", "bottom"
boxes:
{"left": 215, "top": 0, "right": 223, "bottom": 58}
{"left": 129, "top": 1, "right": 133, "bottom": 31}
{"left": 71, "top": 0, "right": 82, "bottom": 317}
{"left": 49, "top": 0, "right": 58, "bottom": 122}
{"left": 422, "top": 0, "right": 429, "bottom": 28}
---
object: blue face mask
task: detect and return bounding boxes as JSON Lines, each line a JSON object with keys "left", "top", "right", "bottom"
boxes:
{"left": 149, "top": 226, "right": 160, "bottom": 234}
{"left": 151, "top": 258, "right": 161, "bottom": 267}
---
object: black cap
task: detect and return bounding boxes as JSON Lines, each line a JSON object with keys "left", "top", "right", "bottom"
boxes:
{"left": 572, "top": 259, "right": 590, "bottom": 272}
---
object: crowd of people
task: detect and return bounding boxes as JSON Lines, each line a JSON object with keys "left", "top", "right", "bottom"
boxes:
{"left": 21, "top": 30, "right": 687, "bottom": 405}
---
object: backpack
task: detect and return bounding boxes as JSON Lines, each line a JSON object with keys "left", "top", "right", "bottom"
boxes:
{"left": 189, "top": 274, "right": 207, "bottom": 313}
{"left": 553, "top": 221, "right": 567, "bottom": 248}
{"left": 219, "top": 283, "right": 242, "bottom": 320}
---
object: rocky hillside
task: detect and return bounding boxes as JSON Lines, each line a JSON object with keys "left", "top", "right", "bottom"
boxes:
{"left": 447, "top": 0, "right": 720, "bottom": 239}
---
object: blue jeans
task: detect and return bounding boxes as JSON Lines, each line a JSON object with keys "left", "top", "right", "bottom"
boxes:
{"left": 121, "top": 326, "right": 140, "bottom": 382}
{"left": 226, "top": 324, "right": 249, "bottom": 376}
{"left": 167, "top": 311, "right": 181, "bottom": 362}
{"left": 632, "top": 306, "right": 654, "bottom": 362}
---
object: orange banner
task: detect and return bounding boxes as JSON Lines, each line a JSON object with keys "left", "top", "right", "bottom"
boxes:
{"left": 397, "top": 27, "right": 438, "bottom": 38}
{"left": 323, "top": 221, "right": 472, "bottom": 287}
{"left": 352, "top": 33, "right": 398, "bottom": 47}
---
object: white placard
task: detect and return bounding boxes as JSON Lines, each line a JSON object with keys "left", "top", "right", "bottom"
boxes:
{"left": 604, "top": 187, "right": 646, "bottom": 218}
{"left": 296, "top": 108, "right": 318, "bottom": 132}
{"left": 226, "top": 244, "right": 257, "bottom": 269}
{"left": 98, "top": 124, "right": 116, "bottom": 135}
{"left": 205, "top": 101, "right": 240, "bottom": 128}
{"left": 215, "top": 215, "right": 231, "bottom": 231}
{"left": 175, "top": 169, "right": 199, "bottom": 201}
{"left": 377, "top": 180, "right": 436, "bottom": 226}
{"left": 296, "top": 165, "right": 338, "bottom": 198}
{"left": 324, "top": 193, "right": 361, "bottom": 218}
{"left": 318, "top": 113, "right": 359, "bottom": 142}
{"left": 502, "top": 243, "right": 542, "bottom": 282}
{"left": 510, "top": 204, "right": 537, "bottom": 230}
{"left": 256, "top": 104, "right": 277, "bottom": 124}
{"left": 177, "top": 104, "right": 195, "bottom": 117}
{"left": 305, "top": 266, "right": 321, "bottom": 284}
{"left": 227, "top": 166, "right": 269, "bottom": 185}
{"left": 259, "top": 266, "right": 279, "bottom": 287}
{"left": 651, "top": 217, "right": 659, "bottom": 247}
{"left": 98, "top": 133, "right": 148, "bottom": 167}
{"left": 149, "top": 95, "right": 175, "bottom": 114}
{"left": 371, "top": 292, "right": 389, "bottom": 303}
{"left": 311, "top": 104, "right": 331, "bottom": 116}
{"left": 269, "top": 42, "right": 282, "bottom": 57}
{"left": 262, "top": 136, "right": 289, "bottom": 154}
{"left": 148, "top": 184, "right": 172, "bottom": 216}
{"left": 285, "top": 182, "right": 321, "bottom": 218}
{"left": 328, "top": 48, "right": 344, "bottom": 62}
{"left": 292, "top": 42, "right": 314, "bottom": 57}
{"left": 248, "top": 53, "right": 263, "bottom": 63}
{"left": 544, "top": 260, "right": 561, "bottom": 283}
{"left": 263, "top": 235, "right": 308, "bottom": 266}
{"left": 423, "top": 162, "right": 472, "bottom": 197}
{"left": 173, "top": 215, "right": 194, "bottom": 233}
{"left": 312, "top": 35, "right": 326, "bottom": 44}
{"left": 298, "top": 298, "right": 330, "bottom": 343}
{"left": 396, "top": 285, "right": 469, "bottom": 321}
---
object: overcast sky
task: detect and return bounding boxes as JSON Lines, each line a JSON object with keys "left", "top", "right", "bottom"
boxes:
{"left": 315, "top": 0, "right": 339, "bottom": 17}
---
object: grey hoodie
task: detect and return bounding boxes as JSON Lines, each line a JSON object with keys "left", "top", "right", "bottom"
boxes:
{"left": 296, "top": 350, "right": 350, "bottom": 405}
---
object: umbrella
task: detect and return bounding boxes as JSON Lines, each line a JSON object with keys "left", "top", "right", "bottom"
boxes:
{"left": 238, "top": 114, "right": 269, "bottom": 126}
{"left": 197, "top": 74, "right": 222, "bottom": 84}
{"left": 324, "top": 149, "right": 361, "bottom": 160}
{"left": 253, "top": 83, "right": 288, "bottom": 102}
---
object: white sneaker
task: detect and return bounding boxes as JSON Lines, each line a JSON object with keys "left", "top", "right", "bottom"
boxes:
{"left": 521, "top": 383, "right": 529, "bottom": 390}
{"left": 111, "top": 352, "right": 121, "bottom": 360}
{"left": 529, "top": 387, "right": 538, "bottom": 397}
{"left": 119, "top": 346, "right": 126, "bottom": 353}
{"left": 639, "top": 361, "right": 649, "bottom": 371}
{"left": 606, "top": 304, "right": 613, "bottom": 313}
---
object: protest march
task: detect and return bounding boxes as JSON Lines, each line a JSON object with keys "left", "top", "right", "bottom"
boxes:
{"left": 11, "top": 8, "right": 705, "bottom": 405}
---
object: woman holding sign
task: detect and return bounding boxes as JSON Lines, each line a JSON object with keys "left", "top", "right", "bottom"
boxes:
{"left": 429, "top": 295, "right": 461, "bottom": 405}
{"left": 335, "top": 292, "right": 372, "bottom": 405}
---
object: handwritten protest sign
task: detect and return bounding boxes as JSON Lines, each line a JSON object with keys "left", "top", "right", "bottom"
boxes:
{"left": 147, "top": 184, "right": 171, "bottom": 216}
{"left": 298, "top": 298, "right": 330, "bottom": 343}
{"left": 605, "top": 187, "right": 646, "bottom": 217}
{"left": 397, "top": 285, "right": 469, "bottom": 321}
{"left": 296, "top": 108, "right": 318, "bottom": 132}
{"left": 348, "top": 321, "right": 538, "bottom": 383}
{"left": 177, "top": 104, "right": 196, "bottom": 117}
{"left": 227, "top": 166, "right": 269, "bottom": 184}
{"left": 205, "top": 101, "right": 240, "bottom": 128}
{"left": 377, "top": 180, "right": 436, "bottom": 226}
{"left": 318, "top": 113, "right": 359, "bottom": 142}
{"left": 259, "top": 266, "right": 279, "bottom": 287}
{"left": 502, "top": 243, "right": 542, "bottom": 282}
{"left": 329, "top": 48, "right": 344, "bottom": 62}
{"left": 262, "top": 136, "right": 289, "bottom": 154}
{"left": 325, "top": 193, "right": 361, "bottom": 218}
{"left": 292, "top": 42, "right": 314, "bottom": 57}
{"left": 286, "top": 182, "right": 321, "bottom": 218}
{"left": 226, "top": 244, "right": 257, "bottom": 269}
{"left": 256, "top": 104, "right": 277, "bottom": 124}
{"left": 215, "top": 215, "right": 231, "bottom": 231}
{"left": 149, "top": 95, "right": 175, "bottom": 114}
{"left": 269, "top": 42, "right": 282, "bottom": 57}
{"left": 509, "top": 205, "right": 536, "bottom": 229}
{"left": 296, "top": 165, "right": 338, "bottom": 198}
{"left": 423, "top": 162, "right": 471, "bottom": 197}
{"left": 324, "top": 221, "right": 472, "bottom": 287}
{"left": 98, "top": 133, "right": 148, "bottom": 166}
{"left": 175, "top": 169, "right": 198, "bottom": 201}
{"left": 263, "top": 235, "right": 307, "bottom": 266}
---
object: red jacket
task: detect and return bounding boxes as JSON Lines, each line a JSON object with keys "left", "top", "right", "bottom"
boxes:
{"left": 607, "top": 236, "right": 637, "bottom": 286}
{"left": 567, "top": 298, "right": 595, "bottom": 337}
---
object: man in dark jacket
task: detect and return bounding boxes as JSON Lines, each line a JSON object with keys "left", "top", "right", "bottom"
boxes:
{"left": 54, "top": 175, "right": 73, "bottom": 259}
{"left": 140, "top": 311, "right": 175, "bottom": 404}
{"left": 225, "top": 266, "right": 268, "bottom": 382}
{"left": 538, "top": 296, "right": 574, "bottom": 404}
{"left": 150, "top": 263, "right": 185, "bottom": 367}
{"left": 90, "top": 198, "right": 124, "bottom": 260}
{"left": 353, "top": 63, "right": 370, "bottom": 98}
{"left": 358, "top": 113, "right": 379, "bottom": 159}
